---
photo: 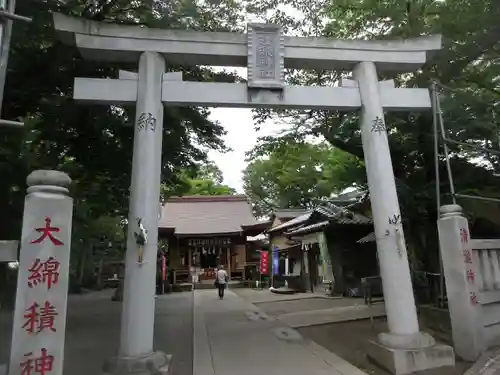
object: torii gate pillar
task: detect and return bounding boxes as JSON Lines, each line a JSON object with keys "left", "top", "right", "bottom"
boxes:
{"left": 103, "top": 51, "right": 171, "bottom": 375}
{"left": 354, "top": 61, "right": 454, "bottom": 373}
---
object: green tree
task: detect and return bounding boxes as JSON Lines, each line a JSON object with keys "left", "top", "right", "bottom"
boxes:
{"left": 244, "top": 140, "right": 364, "bottom": 216}
{"left": 195, "top": 161, "right": 226, "bottom": 184}
{"left": 162, "top": 161, "right": 236, "bottom": 197}
{"left": 184, "top": 178, "right": 236, "bottom": 196}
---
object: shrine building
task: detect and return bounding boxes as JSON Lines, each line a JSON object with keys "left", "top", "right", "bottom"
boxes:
{"left": 158, "top": 195, "right": 265, "bottom": 284}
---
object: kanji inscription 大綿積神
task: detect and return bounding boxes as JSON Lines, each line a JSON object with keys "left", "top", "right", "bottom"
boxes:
{"left": 31, "top": 218, "right": 63, "bottom": 246}
{"left": 20, "top": 348, "right": 55, "bottom": 375}
{"left": 27, "top": 257, "right": 60, "bottom": 289}
{"left": 22, "top": 301, "right": 58, "bottom": 334}
{"left": 11, "top": 215, "right": 68, "bottom": 375}
{"left": 8, "top": 171, "right": 73, "bottom": 375}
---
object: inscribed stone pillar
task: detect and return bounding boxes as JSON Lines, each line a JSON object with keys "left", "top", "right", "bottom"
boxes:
{"left": 8, "top": 170, "right": 73, "bottom": 375}
{"left": 354, "top": 61, "right": 454, "bottom": 374}
{"left": 354, "top": 61, "right": 420, "bottom": 336}
{"left": 103, "top": 51, "right": 171, "bottom": 375}
{"left": 438, "top": 204, "right": 484, "bottom": 361}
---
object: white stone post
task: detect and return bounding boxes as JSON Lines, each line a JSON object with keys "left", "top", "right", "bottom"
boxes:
{"left": 354, "top": 62, "right": 454, "bottom": 374}
{"left": 354, "top": 61, "right": 419, "bottom": 336}
{"left": 103, "top": 51, "right": 170, "bottom": 375}
{"left": 8, "top": 170, "right": 73, "bottom": 375}
{"left": 284, "top": 255, "right": 289, "bottom": 276}
{"left": 438, "top": 204, "right": 484, "bottom": 361}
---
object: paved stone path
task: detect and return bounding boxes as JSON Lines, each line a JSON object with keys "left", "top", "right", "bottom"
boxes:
{"left": 193, "top": 289, "right": 369, "bottom": 375}
{"left": 0, "top": 290, "right": 193, "bottom": 375}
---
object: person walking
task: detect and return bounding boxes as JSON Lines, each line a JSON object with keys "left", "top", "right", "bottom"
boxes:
{"left": 215, "top": 265, "right": 229, "bottom": 299}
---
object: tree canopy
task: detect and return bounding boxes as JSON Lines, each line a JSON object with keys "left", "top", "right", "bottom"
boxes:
{"left": 243, "top": 141, "right": 364, "bottom": 216}
{"left": 162, "top": 161, "right": 236, "bottom": 198}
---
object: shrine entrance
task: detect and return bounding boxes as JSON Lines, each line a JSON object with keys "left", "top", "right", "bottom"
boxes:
{"left": 188, "top": 238, "right": 230, "bottom": 269}
{"left": 198, "top": 247, "right": 218, "bottom": 269}
{"left": 52, "top": 13, "right": 452, "bottom": 375}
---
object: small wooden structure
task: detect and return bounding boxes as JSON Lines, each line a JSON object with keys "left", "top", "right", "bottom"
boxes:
{"left": 266, "top": 195, "right": 379, "bottom": 296}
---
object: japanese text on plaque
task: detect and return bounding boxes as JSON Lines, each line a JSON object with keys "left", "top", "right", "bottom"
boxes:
{"left": 255, "top": 33, "right": 275, "bottom": 79}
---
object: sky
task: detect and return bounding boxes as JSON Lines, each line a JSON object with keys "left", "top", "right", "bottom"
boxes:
{"left": 206, "top": 67, "right": 287, "bottom": 193}
{"left": 207, "top": 107, "right": 262, "bottom": 192}
{"left": 205, "top": 8, "right": 306, "bottom": 194}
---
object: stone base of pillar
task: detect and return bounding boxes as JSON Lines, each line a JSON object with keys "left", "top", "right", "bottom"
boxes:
{"left": 366, "top": 332, "right": 454, "bottom": 375}
{"left": 102, "top": 351, "right": 172, "bottom": 375}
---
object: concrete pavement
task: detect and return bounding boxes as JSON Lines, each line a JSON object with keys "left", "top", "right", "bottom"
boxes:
{"left": 193, "top": 289, "right": 369, "bottom": 375}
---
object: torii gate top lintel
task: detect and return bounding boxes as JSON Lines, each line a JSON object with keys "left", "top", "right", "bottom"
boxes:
{"left": 53, "top": 13, "right": 441, "bottom": 72}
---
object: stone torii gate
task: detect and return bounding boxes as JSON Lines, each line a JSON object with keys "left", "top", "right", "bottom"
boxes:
{"left": 53, "top": 14, "right": 452, "bottom": 375}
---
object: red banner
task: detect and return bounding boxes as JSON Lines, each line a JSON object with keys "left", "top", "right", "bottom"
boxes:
{"left": 259, "top": 251, "right": 269, "bottom": 274}
{"left": 161, "top": 255, "right": 167, "bottom": 281}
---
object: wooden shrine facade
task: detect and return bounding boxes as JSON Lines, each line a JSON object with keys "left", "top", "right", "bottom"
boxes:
{"left": 158, "top": 195, "right": 268, "bottom": 284}
{"left": 164, "top": 234, "right": 248, "bottom": 282}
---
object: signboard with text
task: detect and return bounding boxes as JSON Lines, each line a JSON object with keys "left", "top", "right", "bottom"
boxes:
{"left": 162, "top": 254, "right": 167, "bottom": 281}
{"left": 9, "top": 191, "right": 73, "bottom": 375}
{"left": 437, "top": 209, "right": 485, "bottom": 360}
{"left": 259, "top": 251, "right": 268, "bottom": 274}
{"left": 247, "top": 23, "right": 284, "bottom": 90}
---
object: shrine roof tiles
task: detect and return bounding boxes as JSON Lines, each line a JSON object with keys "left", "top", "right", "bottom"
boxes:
{"left": 159, "top": 195, "right": 258, "bottom": 235}
{"left": 285, "top": 220, "right": 330, "bottom": 237}
{"left": 273, "top": 209, "right": 308, "bottom": 219}
{"left": 268, "top": 212, "right": 312, "bottom": 233}
{"left": 314, "top": 202, "right": 372, "bottom": 225}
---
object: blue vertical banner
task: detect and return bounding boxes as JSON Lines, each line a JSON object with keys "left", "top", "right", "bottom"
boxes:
{"left": 272, "top": 246, "right": 280, "bottom": 275}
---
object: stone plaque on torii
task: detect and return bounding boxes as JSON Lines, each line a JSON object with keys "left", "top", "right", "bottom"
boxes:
{"left": 53, "top": 13, "right": 452, "bottom": 375}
